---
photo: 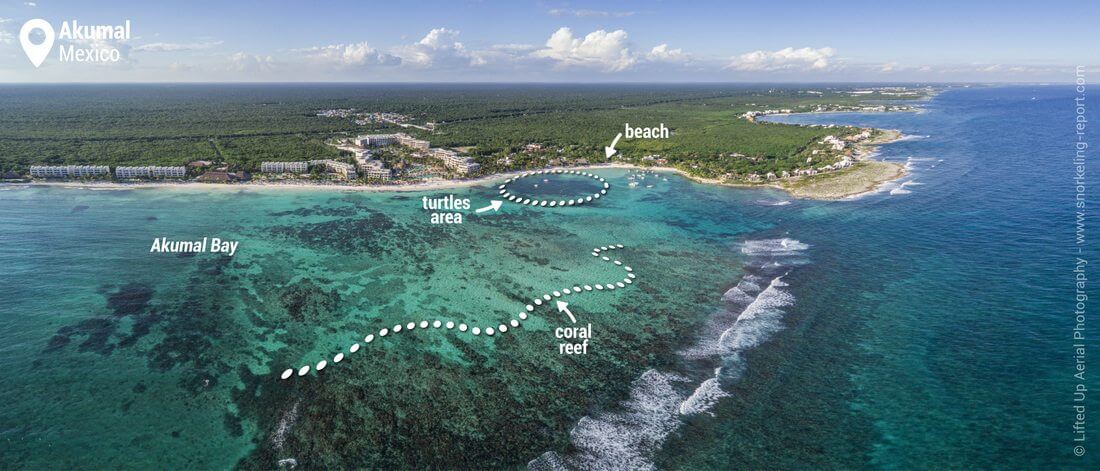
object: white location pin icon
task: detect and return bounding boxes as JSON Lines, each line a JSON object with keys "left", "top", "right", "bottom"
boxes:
{"left": 20, "top": 19, "right": 55, "bottom": 68}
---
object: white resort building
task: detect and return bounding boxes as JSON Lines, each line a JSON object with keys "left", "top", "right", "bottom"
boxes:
{"left": 308, "top": 159, "right": 357, "bottom": 179}
{"left": 360, "top": 159, "right": 393, "bottom": 180}
{"left": 432, "top": 148, "right": 480, "bottom": 175}
{"left": 260, "top": 161, "right": 309, "bottom": 173}
{"left": 355, "top": 134, "right": 399, "bottom": 147}
{"left": 29, "top": 165, "right": 111, "bottom": 179}
{"left": 115, "top": 166, "right": 186, "bottom": 179}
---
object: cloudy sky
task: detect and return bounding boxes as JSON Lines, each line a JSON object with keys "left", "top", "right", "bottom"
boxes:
{"left": 0, "top": 0, "right": 1094, "bottom": 82}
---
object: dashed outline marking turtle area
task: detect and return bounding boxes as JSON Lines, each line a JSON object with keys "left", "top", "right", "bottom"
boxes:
{"left": 495, "top": 169, "right": 609, "bottom": 208}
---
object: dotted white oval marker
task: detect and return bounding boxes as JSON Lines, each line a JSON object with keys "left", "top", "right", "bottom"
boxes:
{"left": 472, "top": 327, "right": 481, "bottom": 335}
{"left": 298, "top": 365, "right": 310, "bottom": 376}
{"left": 334, "top": 353, "right": 344, "bottom": 363}
{"left": 534, "top": 299, "right": 543, "bottom": 306}
{"left": 553, "top": 291, "right": 561, "bottom": 297}
{"left": 380, "top": 328, "right": 389, "bottom": 337}
{"left": 407, "top": 322, "right": 416, "bottom": 330}
{"left": 433, "top": 320, "right": 442, "bottom": 328}
{"left": 563, "top": 288, "right": 571, "bottom": 295}
{"left": 281, "top": 369, "right": 294, "bottom": 380}
{"left": 628, "top": 273, "right": 636, "bottom": 279}
{"left": 446, "top": 321, "right": 455, "bottom": 329}
{"left": 584, "top": 285, "right": 593, "bottom": 291}
{"left": 365, "top": 334, "right": 374, "bottom": 343}
{"left": 595, "top": 285, "right": 604, "bottom": 290}
{"left": 616, "top": 244, "right": 624, "bottom": 248}
{"left": 393, "top": 325, "right": 402, "bottom": 333}
{"left": 459, "top": 323, "right": 468, "bottom": 332}
{"left": 616, "top": 282, "right": 625, "bottom": 288}
{"left": 614, "top": 261, "right": 622, "bottom": 266}
{"left": 510, "top": 319, "right": 519, "bottom": 327}
{"left": 351, "top": 343, "right": 361, "bottom": 352}
{"left": 624, "top": 278, "right": 633, "bottom": 284}
{"left": 519, "top": 312, "right": 528, "bottom": 320}
{"left": 485, "top": 327, "right": 495, "bottom": 336}
{"left": 316, "top": 360, "right": 327, "bottom": 371}
{"left": 543, "top": 294, "right": 552, "bottom": 301}
{"left": 573, "top": 286, "right": 581, "bottom": 292}
{"left": 526, "top": 304, "right": 534, "bottom": 311}
{"left": 499, "top": 325, "right": 508, "bottom": 333}
{"left": 606, "top": 284, "right": 615, "bottom": 290}
{"left": 602, "top": 256, "right": 610, "bottom": 261}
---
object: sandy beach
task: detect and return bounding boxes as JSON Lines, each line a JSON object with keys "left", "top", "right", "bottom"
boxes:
{"left": 4, "top": 129, "right": 907, "bottom": 201}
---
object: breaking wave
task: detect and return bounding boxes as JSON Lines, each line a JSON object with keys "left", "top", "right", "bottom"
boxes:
{"left": 529, "top": 239, "right": 805, "bottom": 470}
{"left": 678, "top": 373, "right": 728, "bottom": 416}
{"left": 740, "top": 238, "right": 809, "bottom": 256}
{"left": 529, "top": 370, "right": 689, "bottom": 471}
{"left": 890, "top": 180, "right": 922, "bottom": 196}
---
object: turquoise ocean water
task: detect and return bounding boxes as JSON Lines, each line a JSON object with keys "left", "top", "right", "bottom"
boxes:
{"left": 0, "top": 86, "right": 1094, "bottom": 468}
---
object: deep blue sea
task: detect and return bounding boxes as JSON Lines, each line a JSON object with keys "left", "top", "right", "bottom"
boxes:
{"left": 654, "top": 85, "right": 1096, "bottom": 469}
{"left": 0, "top": 85, "right": 1095, "bottom": 468}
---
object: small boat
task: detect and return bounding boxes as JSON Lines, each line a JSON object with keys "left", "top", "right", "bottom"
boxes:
{"left": 628, "top": 181, "right": 639, "bottom": 188}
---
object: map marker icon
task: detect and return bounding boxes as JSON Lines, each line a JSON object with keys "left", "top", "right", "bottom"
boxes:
{"left": 20, "top": 19, "right": 55, "bottom": 68}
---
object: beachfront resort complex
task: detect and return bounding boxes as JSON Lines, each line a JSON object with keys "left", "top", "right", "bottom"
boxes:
{"left": 14, "top": 131, "right": 480, "bottom": 185}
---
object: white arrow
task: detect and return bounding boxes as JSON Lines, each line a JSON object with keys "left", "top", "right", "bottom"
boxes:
{"left": 604, "top": 132, "right": 623, "bottom": 158}
{"left": 556, "top": 300, "right": 577, "bottom": 324}
{"left": 475, "top": 200, "right": 503, "bottom": 213}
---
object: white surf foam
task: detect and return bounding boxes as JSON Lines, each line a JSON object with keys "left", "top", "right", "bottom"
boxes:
{"left": 740, "top": 238, "right": 808, "bottom": 256}
{"left": 678, "top": 372, "right": 729, "bottom": 416}
{"left": 564, "top": 370, "right": 689, "bottom": 470}
{"left": 889, "top": 180, "right": 921, "bottom": 196}
{"left": 536, "top": 240, "right": 802, "bottom": 469}
{"left": 721, "top": 274, "right": 765, "bottom": 303}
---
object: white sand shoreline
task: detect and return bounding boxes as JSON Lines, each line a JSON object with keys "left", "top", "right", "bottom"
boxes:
{"left": 3, "top": 165, "right": 642, "bottom": 193}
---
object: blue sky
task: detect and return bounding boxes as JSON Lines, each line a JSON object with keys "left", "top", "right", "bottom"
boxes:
{"left": 0, "top": 0, "right": 1094, "bottom": 82}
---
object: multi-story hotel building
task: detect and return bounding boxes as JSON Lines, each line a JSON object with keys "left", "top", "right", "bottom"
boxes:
{"left": 29, "top": 165, "right": 111, "bottom": 179}
{"left": 115, "top": 166, "right": 186, "bottom": 179}
{"left": 308, "top": 159, "right": 357, "bottom": 179}
{"left": 431, "top": 149, "right": 481, "bottom": 175}
{"left": 260, "top": 161, "right": 309, "bottom": 173}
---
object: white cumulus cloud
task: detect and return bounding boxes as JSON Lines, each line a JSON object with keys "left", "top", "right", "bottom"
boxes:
{"left": 395, "top": 28, "right": 483, "bottom": 67}
{"left": 727, "top": 46, "right": 836, "bottom": 71}
{"left": 646, "top": 44, "right": 688, "bottom": 63}
{"left": 297, "top": 41, "right": 400, "bottom": 67}
{"left": 228, "top": 52, "right": 277, "bottom": 73}
{"left": 532, "top": 27, "right": 635, "bottom": 72}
